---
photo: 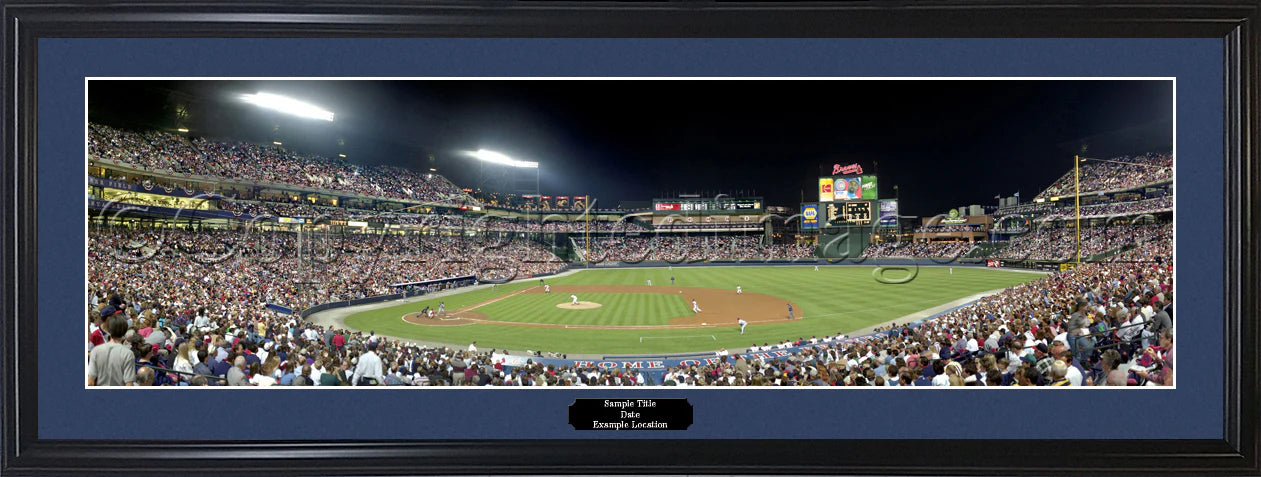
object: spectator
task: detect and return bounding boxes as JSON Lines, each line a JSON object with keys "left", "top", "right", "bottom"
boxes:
{"left": 87, "top": 315, "right": 136, "bottom": 386}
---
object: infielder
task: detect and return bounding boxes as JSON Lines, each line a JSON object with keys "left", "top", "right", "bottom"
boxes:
{"left": 437, "top": 301, "right": 445, "bottom": 315}
{"left": 544, "top": 284, "right": 551, "bottom": 293}
{"left": 691, "top": 299, "right": 702, "bottom": 314}
{"left": 737, "top": 317, "right": 748, "bottom": 335}
{"left": 570, "top": 294, "right": 579, "bottom": 305}
{"left": 736, "top": 285, "right": 743, "bottom": 295}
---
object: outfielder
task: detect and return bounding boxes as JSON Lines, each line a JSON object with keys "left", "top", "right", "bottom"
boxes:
{"left": 737, "top": 317, "right": 748, "bottom": 335}
{"left": 691, "top": 299, "right": 702, "bottom": 314}
{"left": 571, "top": 294, "right": 579, "bottom": 305}
{"left": 647, "top": 279, "right": 652, "bottom": 286}
{"left": 814, "top": 265, "right": 819, "bottom": 271}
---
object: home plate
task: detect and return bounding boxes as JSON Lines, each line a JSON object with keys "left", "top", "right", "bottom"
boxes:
{"left": 557, "top": 302, "right": 602, "bottom": 310}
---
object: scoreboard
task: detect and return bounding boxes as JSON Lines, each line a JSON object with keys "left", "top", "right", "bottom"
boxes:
{"left": 826, "top": 200, "right": 874, "bottom": 225}
{"left": 653, "top": 197, "right": 763, "bottom": 215}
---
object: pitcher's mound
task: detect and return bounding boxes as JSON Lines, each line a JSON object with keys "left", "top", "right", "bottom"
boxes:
{"left": 557, "top": 302, "right": 602, "bottom": 310}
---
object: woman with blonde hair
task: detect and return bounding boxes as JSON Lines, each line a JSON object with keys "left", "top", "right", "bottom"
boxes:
{"left": 945, "top": 361, "right": 965, "bottom": 386}
{"left": 172, "top": 341, "right": 194, "bottom": 381}
{"left": 250, "top": 356, "right": 280, "bottom": 387}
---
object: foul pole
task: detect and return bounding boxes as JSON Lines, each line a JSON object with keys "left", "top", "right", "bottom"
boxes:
{"left": 1075, "top": 155, "right": 1081, "bottom": 265}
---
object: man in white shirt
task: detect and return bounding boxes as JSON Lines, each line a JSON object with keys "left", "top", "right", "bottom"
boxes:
{"left": 352, "top": 341, "right": 385, "bottom": 386}
{"left": 468, "top": 341, "right": 478, "bottom": 353}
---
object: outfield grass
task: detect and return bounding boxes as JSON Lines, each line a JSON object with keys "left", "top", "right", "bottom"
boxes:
{"left": 342, "top": 265, "right": 1044, "bottom": 355}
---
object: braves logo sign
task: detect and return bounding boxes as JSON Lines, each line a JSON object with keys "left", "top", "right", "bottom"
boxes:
{"left": 832, "top": 163, "right": 863, "bottom": 175}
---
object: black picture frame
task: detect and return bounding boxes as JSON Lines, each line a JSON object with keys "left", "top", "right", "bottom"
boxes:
{"left": 3, "top": 2, "right": 1258, "bottom": 476}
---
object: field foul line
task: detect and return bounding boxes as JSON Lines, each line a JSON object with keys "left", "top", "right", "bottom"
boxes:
{"left": 458, "top": 286, "right": 538, "bottom": 313}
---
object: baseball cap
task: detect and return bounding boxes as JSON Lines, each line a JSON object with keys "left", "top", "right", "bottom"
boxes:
{"left": 1035, "top": 343, "right": 1049, "bottom": 354}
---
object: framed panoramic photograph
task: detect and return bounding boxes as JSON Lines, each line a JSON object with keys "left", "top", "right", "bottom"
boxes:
{"left": 3, "top": 2, "right": 1259, "bottom": 476}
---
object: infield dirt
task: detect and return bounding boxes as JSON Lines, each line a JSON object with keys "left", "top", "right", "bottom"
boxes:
{"left": 402, "top": 285, "right": 799, "bottom": 329}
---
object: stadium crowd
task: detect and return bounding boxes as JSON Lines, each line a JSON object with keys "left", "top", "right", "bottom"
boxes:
{"left": 994, "top": 223, "right": 1169, "bottom": 262}
{"left": 861, "top": 241, "right": 977, "bottom": 259}
{"left": 1036, "top": 196, "right": 1172, "bottom": 221}
{"left": 89, "top": 123, "right": 478, "bottom": 206}
{"left": 576, "top": 236, "right": 815, "bottom": 262}
{"left": 1034, "top": 152, "right": 1172, "bottom": 200}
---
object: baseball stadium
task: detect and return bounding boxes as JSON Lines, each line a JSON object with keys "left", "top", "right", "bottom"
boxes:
{"left": 86, "top": 80, "right": 1173, "bottom": 388}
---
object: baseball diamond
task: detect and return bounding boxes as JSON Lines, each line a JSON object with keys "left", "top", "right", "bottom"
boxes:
{"left": 348, "top": 266, "right": 1044, "bottom": 354}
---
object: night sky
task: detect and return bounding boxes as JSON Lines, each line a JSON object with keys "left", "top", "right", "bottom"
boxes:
{"left": 88, "top": 79, "right": 1172, "bottom": 216}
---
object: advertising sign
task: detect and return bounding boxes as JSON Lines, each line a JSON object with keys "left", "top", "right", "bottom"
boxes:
{"left": 820, "top": 175, "right": 877, "bottom": 201}
{"left": 801, "top": 203, "right": 819, "bottom": 229}
{"left": 879, "top": 200, "right": 899, "bottom": 227}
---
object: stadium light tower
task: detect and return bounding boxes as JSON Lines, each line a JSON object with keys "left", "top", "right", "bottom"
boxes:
{"left": 468, "top": 149, "right": 541, "bottom": 224}
{"left": 240, "top": 92, "right": 335, "bottom": 121}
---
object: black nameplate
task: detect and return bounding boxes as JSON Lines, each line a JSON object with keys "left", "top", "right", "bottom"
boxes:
{"left": 568, "top": 398, "right": 693, "bottom": 431}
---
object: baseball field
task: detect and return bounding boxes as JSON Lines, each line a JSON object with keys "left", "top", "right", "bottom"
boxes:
{"left": 342, "top": 265, "right": 1045, "bottom": 355}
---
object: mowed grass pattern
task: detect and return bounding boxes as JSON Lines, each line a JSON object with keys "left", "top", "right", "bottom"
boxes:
{"left": 343, "top": 265, "right": 1044, "bottom": 354}
{"left": 476, "top": 293, "right": 690, "bottom": 326}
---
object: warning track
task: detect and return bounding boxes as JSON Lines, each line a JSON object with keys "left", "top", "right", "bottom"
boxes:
{"left": 400, "top": 285, "right": 799, "bottom": 330}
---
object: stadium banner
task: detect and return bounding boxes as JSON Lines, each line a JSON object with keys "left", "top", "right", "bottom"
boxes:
{"left": 817, "top": 178, "right": 834, "bottom": 202}
{"left": 87, "top": 176, "right": 133, "bottom": 190}
{"left": 88, "top": 199, "right": 248, "bottom": 220}
{"left": 800, "top": 203, "right": 820, "bottom": 229}
{"left": 986, "top": 260, "right": 1002, "bottom": 268}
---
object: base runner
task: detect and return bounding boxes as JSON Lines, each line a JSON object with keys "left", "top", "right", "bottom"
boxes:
{"left": 787, "top": 303, "right": 794, "bottom": 320}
